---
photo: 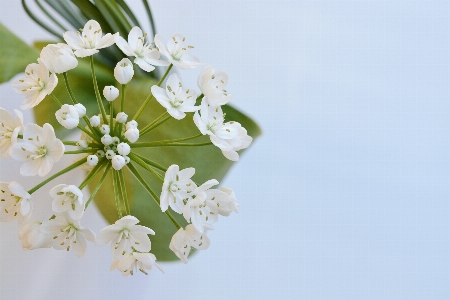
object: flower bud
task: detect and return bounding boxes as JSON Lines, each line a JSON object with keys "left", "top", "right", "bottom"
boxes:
{"left": 74, "top": 103, "right": 86, "bottom": 118}
{"left": 126, "top": 120, "right": 138, "bottom": 130}
{"left": 40, "top": 43, "right": 78, "bottom": 74}
{"left": 114, "top": 58, "right": 134, "bottom": 84}
{"left": 100, "top": 124, "right": 110, "bottom": 135}
{"left": 112, "top": 137, "right": 120, "bottom": 144}
{"left": 103, "top": 86, "right": 119, "bottom": 101}
{"left": 125, "top": 128, "right": 139, "bottom": 143}
{"left": 105, "top": 150, "right": 116, "bottom": 160}
{"left": 77, "top": 140, "right": 88, "bottom": 149}
{"left": 101, "top": 134, "right": 113, "bottom": 145}
{"left": 55, "top": 104, "right": 79, "bottom": 129}
{"left": 124, "top": 156, "right": 130, "bottom": 164}
{"left": 116, "top": 112, "right": 128, "bottom": 124}
{"left": 117, "top": 142, "right": 131, "bottom": 156}
{"left": 87, "top": 155, "right": 98, "bottom": 166}
{"left": 96, "top": 150, "right": 105, "bottom": 158}
{"left": 90, "top": 115, "right": 100, "bottom": 127}
{"left": 112, "top": 155, "right": 126, "bottom": 170}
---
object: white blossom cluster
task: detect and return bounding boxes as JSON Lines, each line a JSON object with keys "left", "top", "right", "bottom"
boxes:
{"left": 0, "top": 20, "right": 250, "bottom": 276}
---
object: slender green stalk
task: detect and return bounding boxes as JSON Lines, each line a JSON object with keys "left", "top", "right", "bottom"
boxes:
{"left": 109, "top": 101, "right": 114, "bottom": 130}
{"left": 140, "top": 112, "right": 170, "bottom": 136}
{"left": 79, "top": 160, "right": 106, "bottom": 190}
{"left": 127, "top": 153, "right": 167, "bottom": 172}
{"left": 28, "top": 159, "right": 86, "bottom": 194}
{"left": 129, "top": 154, "right": 164, "bottom": 182}
{"left": 49, "top": 93, "right": 63, "bottom": 106}
{"left": 62, "top": 140, "right": 99, "bottom": 148}
{"left": 90, "top": 56, "right": 108, "bottom": 123}
{"left": 130, "top": 133, "right": 203, "bottom": 148}
{"left": 22, "top": 0, "right": 60, "bottom": 38}
{"left": 141, "top": 0, "right": 156, "bottom": 36}
{"left": 127, "top": 162, "right": 181, "bottom": 229}
{"left": 133, "top": 64, "right": 173, "bottom": 121}
{"left": 85, "top": 163, "right": 112, "bottom": 209}
{"left": 117, "top": 170, "right": 131, "bottom": 215}
{"left": 64, "top": 149, "right": 99, "bottom": 155}
{"left": 113, "top": 170, "right": 123, "bottom": 218}
{"left": 121, "top": 84, "right": 127, "bottom": 112}
{"left": 77, "top": 124, "right": 101, "bottom": 143}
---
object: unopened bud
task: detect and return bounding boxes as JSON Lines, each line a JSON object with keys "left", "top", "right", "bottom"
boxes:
{"left": 103, "top": 86, "right": 119, "bottom": 101}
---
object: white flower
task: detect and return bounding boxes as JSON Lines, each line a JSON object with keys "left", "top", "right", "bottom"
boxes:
{"left": 41, "top": 213, "right": 95, "bottom": 257}
{"left": 114, "top": 58, "right": 134, "bottom": 84}
{"left": 110, "top": 252, "right": 163, "bottom": 276}
{"left": 103, "top": 86, "right": 119, "bottom": 101}
{"left": 198, "top": 66, "right": 233, "bottom": 106}
{"left": 154, "top": 34, "right": 203, "bottom": 70}
{"left": 115, "top": 26, "right": 170, "bottom": 72}
{"left": 194, "top": 99, "right": 252, "bottom": 161}
{"left": 112, "top": 155, "right": 126, "bottom": 170}
{"left": 151, "top": 73, "right": 198, "bottom": 120}
{"left": 125, "top": 128, "right": 139, "bottom": 143}
{"left": 100, "top": 124, "right": 110, "bottom": 135}
{"left": 87, "top": 155, "right": 98, "bottom": 166}
{"left": 160, "top": 164, "right": 196, "bottom": 214}
{"left": 0, "top": 108, "right": 23, "bottom": 158}
{"left": 50, "top": 184, "right": 85, "bottom": 220}
{"left": 0, "top": 181, "right": 32, "bottom": 223}
{"left": 97, "top": 215, "right": 154, "bottom": 259}
{"left": 40, "top": 43, "right": 78, "bottom": 74}
{"left": 9, "top": 123, "right": 64, "bottom": 177}
{"left": 90, "top": 115, "right": 100, "bottom": 127}
{"left": 19, "top": 221, "right": 52, "bottom": 250}
{"left": 217, "top": 187, "right": 239, "bottom": 216}
{"left": 55, "top": 104, "right": 80, "bottom": 129}
{"left": 126, "top": 120, "right": 138, "bottom": 129}
{"left": 116, "top": 112, "right": 128, "bottom": 123}
{"left": 117, "top": 143, "right": 130, "bottom": 156}
{"left": 183, "top": 179, "right": 219, "bottom": 233}
{"left": 12, "top": 59, "right": 58, "bottom": 110}
{"left": 169, "top": 224, "right": 210, "bottom": 264}
{"left": 63, "top": 20, "right": 117, "bottom": 57}
{"left": 74, "top": 103, "right": 86, "bottom": 117}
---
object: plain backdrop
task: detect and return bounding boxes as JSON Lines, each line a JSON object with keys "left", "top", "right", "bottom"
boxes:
{"left": 1, "top": 1, "right": 450, "bottom": 299}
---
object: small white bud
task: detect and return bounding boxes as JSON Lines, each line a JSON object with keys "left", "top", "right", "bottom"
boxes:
{"left": 125, "top": 128, "right": 139, "bottom": 143}
{"left": 116, "top": 112, "right": 128, "bottom": 124}
{"left": 117, "top": 142, "right": 131, "bottom": 156}
{"left": 105, "top": 150, "right": 116, "bottom": 160}
{"left": 112, "top": 155, "right": 126, "bottom": 170}
{"left": 74, "top": 103, "right": 86, "bottom": 117}
{"left": 126, "top": 120, "right": 138, "bottom": 130}
{"left": 101, "top": 134, "right": 113, "bottom": 145}
{"left": 114, "top": 58, "right": 134, "bottom": 84}
{"left": 100, "top": 124, "right": 110, "bottom": 135}
{"left": 112, "top": 136, "right": 120, "bottom": 144}
{"left": 96, "top": 150, "right": 105, "bottom": 157}
{"left": 103, "top": 86, "right": 119, "bottom": 101}
{"left": 124, "top": 156, "right": 130, "bottom": 164}
{"left": 87, "top": 155, "right": 99, "bottom": 166}
{"left": 90, "top": 115, "right": 100, "bottom": 127}
{"left": 76, "top": 140, "right": 88, "bottom": 149}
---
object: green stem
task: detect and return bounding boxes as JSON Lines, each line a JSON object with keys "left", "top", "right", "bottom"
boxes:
{"left": 28, "top": 159, "right": 86, "bottom": 194}
{"left": 62, "top": 140, "right": 99, "bottom": 148}
{"left": 85, "top": 163, "right": 112, "bottom": 209}
{"left": 113, "top": 170, "right": 123, "bottom": 218}
{"left": 129, "top": 154, "right": 164, "bottom": 182}
{"left": 64, "top": 149, "right": 98, "bottom": 155}
{"left": 90, "top": 56, "right": 108, "bottom": 123}
{"left": 118, "top": 170, "right": 131, "bottom": 215}
{"left": 141, "top": 0, "right": 156, "bottom": 36}
{"left": 127, "top": 162, "right": 181, "bottom": 229}
{"left": 109, "top": 101, "right": 114, "bottom": 130}
{"left": 121, "top": 84, "right": 127, "bottom": 112}
{"left": 130, "top": 133, "right": 203, "bottom": 148}
{"left": 127, "top": 153, "right": 167, "bottom": 172}
{"left": 77, "top": 124, "right": 101, "bottom": 143}
{"left": 140, "top": 112, "right": 170, "bottom": 136}
{"left": 79, "top": 160, "right": 106, "bottom": 190}
{"left": 133, "top": 64, "right": 173, "bottom": 121}
{"left": 49, "top": 93, "right": 63, "bottom": 107}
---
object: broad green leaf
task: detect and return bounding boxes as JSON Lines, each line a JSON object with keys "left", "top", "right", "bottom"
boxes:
{"left": 90, "top": 77, "right": 261, "bottom": 261}
{"left": 0, "top": 23, "right": 39, "bottom": 83}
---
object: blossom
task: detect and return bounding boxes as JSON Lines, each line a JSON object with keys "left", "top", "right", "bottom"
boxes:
{"left": 160, "top": 164, "right": 196, "bottom": 214}
{"left": 74, "top": 103, "right": 86, "bottom": 117}
{"left": 12, "top": 59, "right": 58, "bottom": 110}
{"left": 41, "top": 213, "right": 95, "bottom": 257}
{"left": 194, "top": 99, "right": 252, "bottom": 161}
{"left": 0, "top": 108, "right": 23, "bottom": 158}
{"left": 87, "top": 155, "right": 98, "bottom": 166}
{"left": 217, "top": 187, "right": 239, "bottom": 216}
{"left": 40, "top": 43, "right": 78, "bottom": 74}
{"left": 116, "top": 112, "right": 128, "bottom": 123}
{"left": 10, "top": 123, "right": 64, "bottom": 177}
{"left": 197, "top": 66, "right": 233, "bottom": 107}
{"left": 97, "top": 215, "right": 154, "bottom": 259}
{"left": 151, "top": 73, "right": 198, "bottom": 120}
{"left": 110, "top": 252, "right": 163, "bottom": 276}
{"left": 103, "top": 86, "right": 119, "bottom": 101}
{"left": 117, "top": 143, "right": 130, "bottom": 156}
{"left": 55, "top": 104, "right": 80, "bottom": 129}
{"left": 169, "top": 224, "right": 210, "bottom": 264}
{"left": 90, "top": 115, "right": 100, "bottom": 127}
{"left": 100, "top": 124, "right": 110, "bottom": 135}
{"left": 18, "top": 221, "right": 52, "bottom": 250}
{"left": 50, "top": 184, "right": 85, "bottom": 220}
{"left": 114, "top": 58, "right": 134, "bottom": 84}
{"left": 125, "top": 128, "right": 139, "bottom": 143}
{"left": 112, "top": 155, "right": 126, "bottom": 170}
{"left": 0, "top": 181, "right": 32, "bottom": 223}
{"left": 63, "top": 20, "right": 117, "bottom": 57}
{"left": 154, "top": 34, "right": 203, "bottom": 70}
{"left": 115, "top": 26, "right": 170, "bottom": 72}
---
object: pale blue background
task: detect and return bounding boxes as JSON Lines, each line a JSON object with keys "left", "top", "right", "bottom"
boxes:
{"left": 0, "top": 1, "right": 449, "bottom": 299}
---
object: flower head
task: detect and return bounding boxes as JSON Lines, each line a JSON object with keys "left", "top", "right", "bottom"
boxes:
{"left": 12, "top": 59, "right": 58, "bottom": 109}
{"left": 0, "top": 108, "right": 23, "bottom": 158}
{"left": 160, "top": 164, "right": 196, "bottom": 214}
{"left": 198, "top": 66, "right": 233, "bottom": 107}
{"left": 50, "top": 184, "right": 85, "bottom": 220}
{"left": 110, "top": 252, "right": 163, "bottom": 276}
{"left": 169, "top": 224, "right": 210, "bottom": 264}
{"left": 0, "top": 181, "right": 32, "bottom": 223}
{"left": 154, "top": 34, "right": 203, "bottom": 70}
{"left": 9, "top": 123, "right": 64, "bottom": 177}
{"left": 40, "top": 43, "right": 78, "bottom": 74}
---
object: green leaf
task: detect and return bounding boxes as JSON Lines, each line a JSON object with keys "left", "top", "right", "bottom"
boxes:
{"left": 89, "top": 77, "right": 261, "bottom": 261}
{"left": 0, "top": 23, "right": 39, "bottom": 83}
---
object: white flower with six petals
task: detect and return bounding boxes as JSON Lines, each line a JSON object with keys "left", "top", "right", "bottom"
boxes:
{"left": 50, "top": 184, "right": 85, "bottom": 220}
{"left": 197, "top": 66, "right": 233, "bottom": 107}
{"left": 160, "top": 164, "right": 196, "bottom": 214}
{"left": 0, "top": 181, "right": 32, "bottom": 223}
{"left": 0, "top": 108, "right": 23, "bottom": 158}
{"left": 110, "top": 252, "right": 163, "bottom": 276}
{"left": 19, "top": 221, "right": 52, "bottom": 250}
{"left": 154, "top": 34, "right": 203, "bottom": 70}
{"left": 169, "top": 224, "right": 210, "bottom": 264}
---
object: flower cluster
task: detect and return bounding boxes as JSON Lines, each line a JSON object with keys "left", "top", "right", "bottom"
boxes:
{"left": 1, "top": 20, "right": 249, "bottom": 276}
